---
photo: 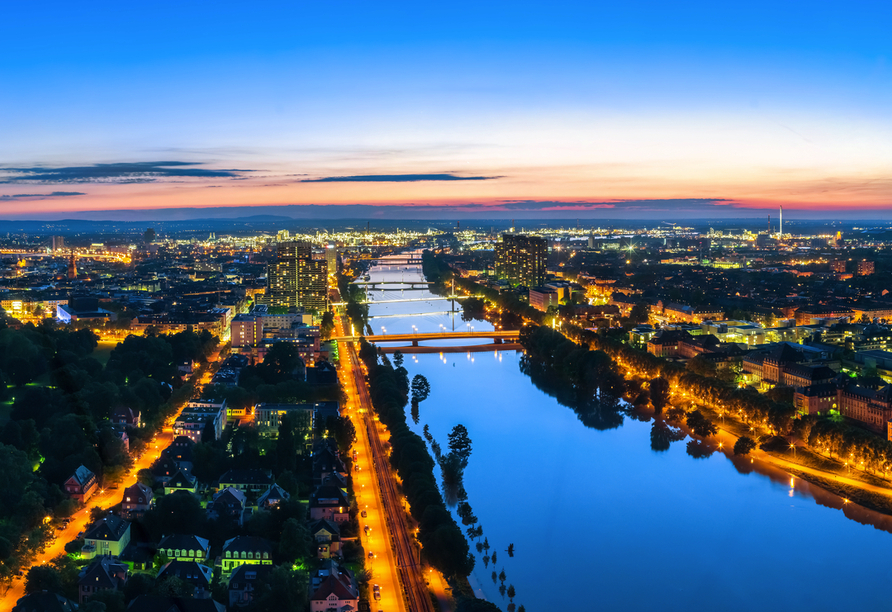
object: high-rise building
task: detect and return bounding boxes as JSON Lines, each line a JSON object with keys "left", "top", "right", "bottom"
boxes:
{"left": 231, "top": 314, "right": 264, "bottom": 348}
{"left": 67, "top": 254, "right": 77, "bottom": 279}
{"left": 267, "top": 242, "right": 328, "bottom": 311}
{"left": 52, "top": 236, "right": 65, "bottom": 252}
{"left": 831, "top": 260, "right": 847, "bottom": 274}
{"left": 857, "top": 260, "right": 875, "bottom": 276}
{"left": 325, "top": 245, "right": 338, "bottom": 277}
{"left": 494, "top": 233, "right": 547, "bottom": 287}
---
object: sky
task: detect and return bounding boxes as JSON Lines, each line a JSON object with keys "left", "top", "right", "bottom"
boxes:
{"left": 1, "top": 1, "right": 891, "bottom": 220}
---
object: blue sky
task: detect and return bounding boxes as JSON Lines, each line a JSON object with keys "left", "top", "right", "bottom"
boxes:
{"left": 1, "top": 1, "right": 890, "bottom": 218}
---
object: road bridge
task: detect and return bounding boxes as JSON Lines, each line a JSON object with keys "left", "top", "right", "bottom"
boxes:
{"left": 378, "top": 342, "right": 522, "bottom": 354}
{"left": 331, "top": 295, "right": 469, "bottom": 306}
{"left": 333, "top": 329, "right": 520, "bottom": 345}
{"left": 353, "top": 280, "right": 434, "bottom": 288}
{"left": 368, "top": 311, "right": 455, "bottom": 319}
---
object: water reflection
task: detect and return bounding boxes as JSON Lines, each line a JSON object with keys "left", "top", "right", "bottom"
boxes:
{"left": 358, "top": 256, "right": 892, "bottom": 611}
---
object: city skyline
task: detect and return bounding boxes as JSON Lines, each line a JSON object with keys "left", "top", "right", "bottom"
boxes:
{"left": 2, "top": 1, "right": 891, "bottom": 220}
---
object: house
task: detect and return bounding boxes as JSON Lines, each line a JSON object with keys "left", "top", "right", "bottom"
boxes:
{"left": 119, "top": 540, "right": 155, "bottom": 571}
{"left": 82, "top": 514, "right": 131, "bottom": 559}
{"left": 257, "top": 484, "right": 290, "bottom": 510}
{"left": 78, "top": 556, "right": 128, "bottom": 604}
{"left": 313, "top": 446, "right": 348, "bottom": 486}
{"left": 210, "top": 487, "right": 247, "bottom": 526}
{"left": 64, "top": 465, "right": 98, "bottom": 503}
{"left": 309, "top": 560, "right": 360, "bottom": 612}
{"left": 221, "top": 536, "right": 274, "bottom": 575}
{"left": 117, "top": 428, "right": 130, "bottom": 453}
{"left": 218, "top": 469, "right": 273, "bottom": 494}
{"left": 306, "top": 360, "right": 338, "bottom": 386}
{"left": 157, "top": 561, "right": 214, "bottom": 598}
{"left": 793, "top": 383, "right": 838, "bottom": 415}
{"left": 111, "top": 406, "right": 141, "bottom": 428}
{"left": 157, "top": 534, "right": 211, "bottom": 563}
{"left": 121, "top": 482, "right": 153, "bottom": 517}
{"left": 12, "top": 592, "right": 78, "bottom": 612}
{"left": 228, "top": 564, "right": 273, "bottom": 608}
{"left": 646, "top": 329, "right": 693, "bottom": 357}
{"left": 165, "top": 469, "right": 198, "bottom": 495}
{"left": 165, "top": 436, "right": 196, "bottom": 474}
{"left": 309, "top": 476, "right": 350, "bottom": 523}
{"left": 153, "top": 454, "right": 180, "bottom": 484}
{"left": 174, "top": 400, "right": 227, "bottom": 442}
{"left": 126, "top": 595, "right": 226, "bottom": 612}
{"left": 310, "top": 519, "right": 341, "bottom": 559}
{"left": 837, "top": 380, "right": 892, "bottom": 435}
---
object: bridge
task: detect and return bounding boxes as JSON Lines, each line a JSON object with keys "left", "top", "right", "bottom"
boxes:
{"left": 332, "top": 329, "right": 520, "bottom": 346}
{"left": 374, "top": 258, "right": 422, "bottom": 264}
{"left": 331, "top": 295, "right": 469, "bottom": 306}
{"left": 353, "top": 280, "right": 434, "bottom": 289}
{"left": 368, "top": 311, "right": 455, "bottom": 319}
{"left": 378, "top": 342, "right": 522, "bottom": 354}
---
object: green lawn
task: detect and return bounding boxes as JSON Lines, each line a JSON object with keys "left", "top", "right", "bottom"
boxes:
{"left": 93, "top": 341, "right": 119, "bottom": 366}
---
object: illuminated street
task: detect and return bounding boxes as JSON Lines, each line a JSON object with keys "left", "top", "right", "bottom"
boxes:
{"left": 336, "top": 315, "right": 408, "bottom": 612}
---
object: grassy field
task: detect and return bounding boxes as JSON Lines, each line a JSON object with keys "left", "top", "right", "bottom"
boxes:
{"left": 93, "top": 341, "right": 119, "bottom": 366}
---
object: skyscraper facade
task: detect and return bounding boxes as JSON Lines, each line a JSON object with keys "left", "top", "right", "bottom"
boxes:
{"left": 325, "top": 245, "right": 338, "bottom": 277}
{"left": 267, "top": 241, "right": 328, "bottom": 311}
{"left": 495, "top": 233, "right": 547, "bottom": 287}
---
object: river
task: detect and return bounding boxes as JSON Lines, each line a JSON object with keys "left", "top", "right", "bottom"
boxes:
{"left": 360, "top": 256, "right": 892, "bottom": 612}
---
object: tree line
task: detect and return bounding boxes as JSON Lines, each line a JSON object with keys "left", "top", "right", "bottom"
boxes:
{"left": 357, "top": 338, "right": 475, "bottom": 577}
{"left": 0, "top": 321, "right": 218, "bottom": 585}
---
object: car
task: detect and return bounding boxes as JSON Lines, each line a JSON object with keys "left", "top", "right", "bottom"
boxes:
{"left": 368, "top": 551, "right": 374, "bottom": 559}
{"left": 56, "top": 525, "right": 65, "bottom": 531}
{"left": 77, "top": 531, "right": 85, "bottom": 538}
{"left": 373, "top": 584, "right": 381, "bottom": 601}
{"left": 361, "top": 510, "right": 367, "bottom": 518}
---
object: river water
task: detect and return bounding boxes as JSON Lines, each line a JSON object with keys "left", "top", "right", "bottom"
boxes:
{"left": 361, "top": 257, "right": 892, "bottom": 612}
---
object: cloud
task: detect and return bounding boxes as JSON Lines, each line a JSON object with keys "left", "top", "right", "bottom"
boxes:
{"left": 299, "top": 173, "right": 499, "bottom": 183}
{"left": 499, "top": 198, "right": 732, "bottom": 210}
{"left": 0, "top": 162, "right": 252, "bottom": 184}
{"left": 0, "top": 191, "right": 86, "bottom": 200}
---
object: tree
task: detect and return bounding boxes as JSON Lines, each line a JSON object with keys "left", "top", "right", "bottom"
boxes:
{"left": 411, "top": 374, "right": 431, "bottom": 403}
{"left": 734, "top": 435, "right": 758, "bottom": 456}
{"left": 447, "top": 424, "right": 472, "bottom": 468}
{"left": 686, "top": 355, "right": 717, "bottom": 378}
{"left": 629, "top": 302, "right": 649, "bottom": 324}
{"left": 87, "top": 589, "right": 125, "bottom": 612}
{"left": 507, "top": 584, "right": 516, "bottom": 599}
{"left": 154, "top": 576, "right": 194, "bottom": 598}
{"left": 326, "top": 416, "right": 356, "bottom": 455}
{"left": 393, "top": 351, "right": 404, "bottom": 368}
{"left": 279, "top": 518, "right": 311, "bottom": 563}
{"left": 320, "top": 311, "right": 335, "bottom": 340}
{"left": 25, "top": 565, "right": 62, "bottom": 595}
{"left": 249, "top": 566, "right": 309, "bottom": 612}
{"left": 123, "top": 573, "right": 154, "bottom": 603}
{"left": 143, "top": 228, "right": 155, "bottom": 244}
{"left": 649, "top": 377, "right": 670, "bottom": 415}
{"left": 686, "top": 410, "right": 718, "bottom": 438}
{"left": 456, "top": 598, "right": 502, "bottom": 612}
{"left": 143, "top": 490, "right": 206, "bottom": 540}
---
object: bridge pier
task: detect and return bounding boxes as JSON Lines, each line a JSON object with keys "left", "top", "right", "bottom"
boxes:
{"left": 494, "top": 337, "right": 502, "bottom": 344}
{"left": 412, "top": 339, "right": 419, "bottom": 346}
